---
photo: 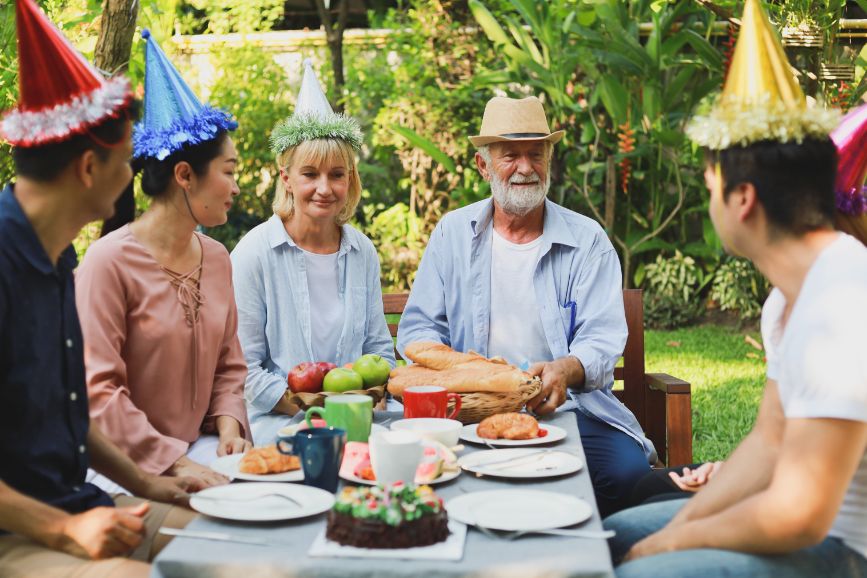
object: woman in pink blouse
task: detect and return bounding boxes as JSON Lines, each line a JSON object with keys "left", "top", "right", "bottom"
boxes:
{"left": 75, "top": 31, "right": 250, "bottom": 489}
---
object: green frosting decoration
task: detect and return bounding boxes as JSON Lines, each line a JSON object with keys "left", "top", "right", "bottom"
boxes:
{"left": 270, "top": 112, "right": 363, "bottom": 154}
{"left": 334, "top": 484, "right": 444, "bottom": 527}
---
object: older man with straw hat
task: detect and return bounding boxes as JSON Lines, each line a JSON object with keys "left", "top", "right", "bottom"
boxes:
{"left": 397, "top": 95, "right": 655, "bottom": 517}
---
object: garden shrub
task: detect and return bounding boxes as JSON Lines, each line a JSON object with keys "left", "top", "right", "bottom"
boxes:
{"left": 643, "top": 250, "right": 707, "bottom": 329}
{"left": 710, "top": 257, "right": 770, "bottom": 320}
{"left": 200, "top": 44, "right": 295, "bottom": 250}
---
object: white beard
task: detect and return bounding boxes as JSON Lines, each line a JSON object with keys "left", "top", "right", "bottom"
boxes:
{"left": 490, "top": 170, "right": 550, "bottom": 216}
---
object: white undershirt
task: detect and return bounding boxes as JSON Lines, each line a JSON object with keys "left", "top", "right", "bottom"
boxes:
{"left": 303, "top": 250, "right": 344, "bottom": 363}
{"left": 487, "top": 229, "right": 553, "bottom": 367}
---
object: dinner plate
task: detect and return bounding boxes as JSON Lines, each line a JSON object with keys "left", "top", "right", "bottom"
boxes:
{"left": 209, "top": 453, "right": 304, "bottom": 483}
{"left": 446, "top": 489, "right": 592, "bottom": 532}
{"left": 339, "top": 466, "right": 461, "bottom": 487}
{"left": 459, "top": 423, "right": 567, "bottom": 446}
{"left": 458, "top": 448, "right": 583, "bottom": 479}
{"left": 190, "top": 482, "right": 334, "bottom": 522}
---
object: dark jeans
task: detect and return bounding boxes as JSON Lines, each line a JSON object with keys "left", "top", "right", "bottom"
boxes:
{"left": 627, "top": 465, "right": 703, "bottom": 507}
{"left": 571, "top": 409, "right": 651, "bottom": 518}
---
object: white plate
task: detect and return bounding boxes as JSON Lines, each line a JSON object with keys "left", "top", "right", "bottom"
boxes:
{"left": 459, "top": 423, "right": 567, "bottom": 446}
{"left": 209, "top": 453, "right": 304, "bottom": 482}
{"left": 308, "top": 519, "right": 467, "bottom": 560}
{"left": 458, "top": 448, "right": 583, "bottom": 479}
{"left": 339, "top": 467, "right": 461, "bottom": 486}
{"left": 446, "top": 489, "right": 592, "bottom": 531}
{"left": 190, "top": 482, "right": 334, "bottom": 522}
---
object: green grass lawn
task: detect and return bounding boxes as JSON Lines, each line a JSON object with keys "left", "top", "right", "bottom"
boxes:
{"left": 645, "top": 325, "right": 766, "bottom": 463}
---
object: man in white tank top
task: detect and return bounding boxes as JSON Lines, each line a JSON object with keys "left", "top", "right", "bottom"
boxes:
{"left": 605, "top": 2, "right": 867, "bottom": 575}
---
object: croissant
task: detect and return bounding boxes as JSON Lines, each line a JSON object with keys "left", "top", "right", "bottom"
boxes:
{"left": 388, "top": 341, "right": 531, "bottom": 396}
{"left": 238, "top": 446, "right": 301, "bottom": 475}
{"left": 477, "top": 412, "right": 539, "bottom": 440}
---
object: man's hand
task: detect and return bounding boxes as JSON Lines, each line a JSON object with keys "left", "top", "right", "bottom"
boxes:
{"left": 526, "top": 356, "right": 583, "bottom": 415}
{"left": 166, "top": 456, "right": 229, "bottom": 489}
{"left": 52, "top": 503, "right": 148, "bottom": 560}
{"left": 669, "top": 461, "right": 723, "bottom": 493}
{"left": 136, "top": 473, "right": 202, "bottom": 507}
{"left": 623, "top": 530, "right": 677, "bottom": 563}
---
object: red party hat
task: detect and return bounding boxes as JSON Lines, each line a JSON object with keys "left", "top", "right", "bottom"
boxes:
{"left": 0, "top": 0, "right": 132, "bottom": 147}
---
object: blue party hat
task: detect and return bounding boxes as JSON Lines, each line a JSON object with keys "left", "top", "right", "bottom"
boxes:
{"left": 133, "top": 29, "right": 237, "bottom": 160}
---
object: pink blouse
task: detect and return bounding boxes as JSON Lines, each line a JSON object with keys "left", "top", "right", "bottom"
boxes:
{"left": 76, "top": 225, "right": 250, "bottom": 474}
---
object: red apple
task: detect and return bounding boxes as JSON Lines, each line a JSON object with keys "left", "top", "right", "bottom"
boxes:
{"left": 316, "top": 362, "right": 338, "bottom": 374}
{"left": 287, "top": 362, "right": 325, "bottom": 394}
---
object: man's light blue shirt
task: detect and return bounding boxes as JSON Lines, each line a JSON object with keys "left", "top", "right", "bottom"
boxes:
{"left": 231, "top": 215, "right": 395, "bottom": 444}
{"left": 397, "top": 198, "right": 655, "bottom": 462}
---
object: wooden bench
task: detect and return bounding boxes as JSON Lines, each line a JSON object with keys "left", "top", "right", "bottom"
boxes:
{"left": 382, "top": 288, "right": 692, "bottom": 466}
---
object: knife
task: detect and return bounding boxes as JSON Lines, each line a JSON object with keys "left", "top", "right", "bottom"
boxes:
{"left": 469, "top": 450, "right": 553, "bottom": 469}
{"left": 159, "top": 527, "right": 286, "bottom": 547}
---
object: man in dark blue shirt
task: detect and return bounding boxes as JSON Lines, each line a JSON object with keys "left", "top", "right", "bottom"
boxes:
{"left": 0, "top": 1, "right": 204, "bottom": 575}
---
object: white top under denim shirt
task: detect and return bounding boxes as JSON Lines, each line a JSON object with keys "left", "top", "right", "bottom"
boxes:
{"left": 303, "top": 250, "right": 343, "bottom": 363}
{"left": 231, "top": 215, "right": 395, "bottom": 445}
{"left": 396, "top": 197, "right": 656, "bottom": 463}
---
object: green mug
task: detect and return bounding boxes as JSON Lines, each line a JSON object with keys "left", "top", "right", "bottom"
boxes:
{"left": 305, "top": 394, "right": 373, "bottom": 442}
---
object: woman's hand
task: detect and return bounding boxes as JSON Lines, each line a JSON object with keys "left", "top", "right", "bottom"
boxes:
{"left": 216, "top": 416, "right": 252, "bottom": 456}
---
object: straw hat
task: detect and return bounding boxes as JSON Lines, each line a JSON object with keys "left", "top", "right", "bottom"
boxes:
{"left": 469, "top": 96, "right": 564, "bottom": 147}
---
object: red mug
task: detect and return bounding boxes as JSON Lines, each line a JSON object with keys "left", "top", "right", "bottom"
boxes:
{"left": 403, "top": 385, "right": 462, "bottom": 419}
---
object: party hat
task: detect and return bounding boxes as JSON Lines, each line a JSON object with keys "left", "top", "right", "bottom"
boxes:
{"left": 831, "top": 103, "right": 867, "bottom": 215}
{"left": 133, "top": 29, "right": 237, "bottom": 161}
{"left": 270, "top": 59, "right": 362, "bottom": 154}
{"left": 687, "top": 0, "right": 839, "bottom": 150}
{"left": 0, "top": 0, "right": 132, "bottom": 147}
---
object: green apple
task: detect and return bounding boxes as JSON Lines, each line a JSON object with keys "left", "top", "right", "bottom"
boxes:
{"left": 323, "top": 368, "right": 364, "bottom": 393}
{"left": 352, "top": 354, "right": 391, "bottom": 388}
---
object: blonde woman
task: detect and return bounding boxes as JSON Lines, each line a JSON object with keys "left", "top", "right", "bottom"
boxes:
{"left": 231, "top": 61, "right": 394, "bottom": 445}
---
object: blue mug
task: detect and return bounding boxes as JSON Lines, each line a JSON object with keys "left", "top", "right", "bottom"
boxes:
{"left": 277, "top": 427, "right": 346, "bottom": 493}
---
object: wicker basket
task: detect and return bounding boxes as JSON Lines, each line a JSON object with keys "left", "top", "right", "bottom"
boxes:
{"left": 284, "top": 385, "right": 386, "bottom": 412}
{"left": 391, "top": 378, "right": 542, "bottom": 425}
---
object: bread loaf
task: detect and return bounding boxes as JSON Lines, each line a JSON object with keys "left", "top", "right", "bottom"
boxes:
{"left": 388, "top": 341, "right": 530, "bottom": 396}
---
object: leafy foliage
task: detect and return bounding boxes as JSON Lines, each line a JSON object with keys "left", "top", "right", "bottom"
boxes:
{"left": 469, "top": 0, "right": 724, "bottom": 285}
{"left": 642, "top": 250, "right": 708, "bottom": 329}
{"left": 198, "top": 45, "right": 294, "bottom": 250}
{"left": 343, "top": 0, "right": 498, "bottom": 290}
{"left": 710, "top": 257, "right": 770, "bottom": 320}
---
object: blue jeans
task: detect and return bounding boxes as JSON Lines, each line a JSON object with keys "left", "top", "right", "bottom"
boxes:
{"left": 572, "top": 409, "right": 650, "bottom": 518}
{"left": 604, "top": 498, "right": 867, "bottom": 578}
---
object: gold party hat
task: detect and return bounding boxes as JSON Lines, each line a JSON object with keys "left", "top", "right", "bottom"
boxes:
{"left": 687, "top": 0, "right": 839, "bottom": 150}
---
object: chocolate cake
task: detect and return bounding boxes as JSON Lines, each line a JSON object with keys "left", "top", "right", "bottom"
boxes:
{"left": 326, "top": 483, "right": 450, "bottom": 549}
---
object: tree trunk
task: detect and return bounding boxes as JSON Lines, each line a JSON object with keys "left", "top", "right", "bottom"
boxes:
{"left": 95, "top": 0, "right": 139, "bottom": 238}
{"left": 604, "top": 154, "right": 616, "bottom": 234}
{"left": 93, "top": 0, "right": 139, "bottom": 75}
{"left": 311, "top": 0, "right": 349, "bottom": 113}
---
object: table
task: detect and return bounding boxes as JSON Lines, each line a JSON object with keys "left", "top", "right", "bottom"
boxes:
{"left": 151, "top": 411, "right": 615, "bottom": 578}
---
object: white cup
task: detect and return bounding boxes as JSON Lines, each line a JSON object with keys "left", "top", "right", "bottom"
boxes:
{"left": 368, "top": 430, "right": 423, "bottom": 486}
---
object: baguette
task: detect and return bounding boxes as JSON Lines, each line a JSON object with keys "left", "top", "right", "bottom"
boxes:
{"left": 404, "top": 341, "right": 489, "bottom": 370}
{"left": 388, "top": 351, "right": 530, "bottom": 396}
